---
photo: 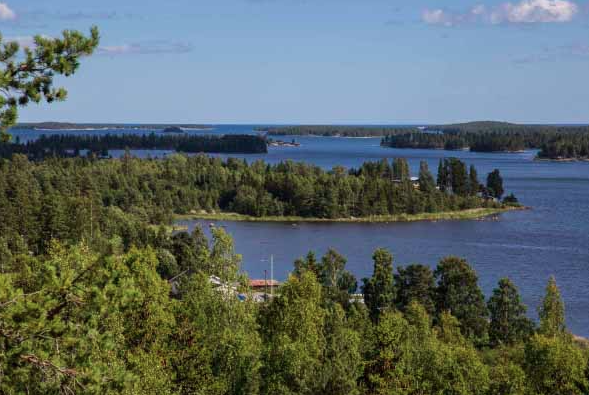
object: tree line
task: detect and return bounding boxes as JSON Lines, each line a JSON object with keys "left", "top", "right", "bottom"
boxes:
{"left": 0, "top": 154, "right": 514, "bottom": 255}
{"left": 256, "top": 125, "right": 417, "bottom": 137}
{"left": 11, "top": 122, "right": 211, "bottom": 130}
{"left": 0, "top": 133, "right": 268, "bottom": 160}
{"left": 256, "top": 122, "right": 589, "bottom": 158}
{"left": 537, "top": 134, "right": 589, "bottom": 160}
{"left": 381, "top": 131, "right": 530, "bottom": 152}
{"left": 381, "top": 121, "right": 589, "bottom": 158}
{"left": 1, "top": 224, "right": 586, "bottom": 394}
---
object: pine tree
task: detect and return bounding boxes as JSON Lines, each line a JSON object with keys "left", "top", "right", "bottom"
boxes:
{"left": 0, "top": 28, "right": 100, "bottom": 140}
{"left": 294, "top": 251, "right": 320, "bottom": 277}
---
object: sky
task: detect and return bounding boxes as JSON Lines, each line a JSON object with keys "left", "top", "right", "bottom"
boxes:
{"left": 1, "top": 0, "right": 588, "bottom": 124}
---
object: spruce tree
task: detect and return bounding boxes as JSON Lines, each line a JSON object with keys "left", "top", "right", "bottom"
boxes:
{"left": 487, "top": 277, "right": 534, "bottom": 345}
{"left": 449, "top": 158, "right": 469, "bottom": 196}
{"left": 435, "top": 256, "right": 489, "bottom": 342}
{"left": 469, "top": 164, "right": 480, "bottom": 196}
{"left": 486, "top": 169, "right": 504, "bottom": 200}
{"left": 538, "top": 276, "right": 566, "bottom": 337}
{"left": 362, "top": 248, "right": 395, "bottom": 322}
{"left": 418, "top": 161, "right": 436, "bottom": 193}
{"left": 394, "top": 264, "right": 436, "bottom": 315}
{"left": 437, "top": 159, "right": 448, "bottom": 192}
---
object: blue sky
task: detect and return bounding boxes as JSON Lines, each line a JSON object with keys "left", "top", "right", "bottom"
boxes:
{"left": 2, "top": 0, "right": 588, "bottom": 124}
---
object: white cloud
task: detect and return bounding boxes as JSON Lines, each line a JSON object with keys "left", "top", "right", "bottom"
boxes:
{"left": 0, "top": 2, "right": 16, "bottom": 20}
{"left": 423, "top": 0, "right": 579, "bottom": 26}
{"left": 422, "top": 9, "right": 454, "bottom": 26}
{"left": 494, "top": 0, "right": 578, "bottom": 23}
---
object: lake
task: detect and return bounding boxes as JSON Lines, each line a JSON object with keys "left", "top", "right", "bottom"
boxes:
{"left": 14, "top": 125, "right": 589, "bottom": 336}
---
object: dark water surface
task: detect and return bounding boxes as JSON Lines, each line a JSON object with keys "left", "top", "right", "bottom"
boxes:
{"left": 15, "top": 125, "right": 589, "bottom": 335}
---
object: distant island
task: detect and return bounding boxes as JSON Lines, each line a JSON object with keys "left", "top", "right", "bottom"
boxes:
{"left": 255, "top": 122, "right": 589, "bottom": 159}
{"left": 256, "top": 125, "right": 416, "bottom": 137}
{"left": 162, "top": 126, "right": 186, "bottom": 134}
{"left": 12, "top": 122, "right": 213, "bottom": 131}
{"left": 380, "top": 121, "right": 589, "bottom": 159}
{"left": 1, "top": 133, "right": 268, "bottom": 160}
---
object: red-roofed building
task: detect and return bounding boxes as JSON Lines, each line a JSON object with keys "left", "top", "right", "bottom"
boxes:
{"left": 250, "top": 279, "right": 281, "bottom": 292}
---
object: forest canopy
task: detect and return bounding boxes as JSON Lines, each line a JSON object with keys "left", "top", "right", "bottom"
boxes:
{"left": 0, "top": 133, "right": 268, "bottom": 159}
{"left": 381, "top": 121, "right": 589, "bottom": 157}
{"left": 255, "top": 122, "right": 589, "bottom": 159}
{"left": 0, "top": 154, "right": 515, "bottom": 256}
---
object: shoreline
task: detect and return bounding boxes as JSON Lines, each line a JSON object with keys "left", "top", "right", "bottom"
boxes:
{"left": 175, "top": 206, "right": 527, "bottom": 224}
{"left": 535, "top": 156, "right": 589, "bottom": 163}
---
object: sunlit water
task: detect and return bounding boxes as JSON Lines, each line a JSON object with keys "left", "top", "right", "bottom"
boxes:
{"left": 14, "top": 125, "right": 589, "bottom": 336}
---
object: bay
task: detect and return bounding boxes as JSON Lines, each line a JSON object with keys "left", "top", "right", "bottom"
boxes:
{"left": 15, "top": 125, "right": 589, "bottom": 336}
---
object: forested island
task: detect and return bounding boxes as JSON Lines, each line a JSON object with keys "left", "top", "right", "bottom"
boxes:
{"left": 257, "top": 125, "right": 417, "bottom": 137}
{"left": 0, "top": 133, "right": 268, "bottom": 159}
{"left": 257, "top": 122, "right": 589, "bottom": 160}
{"left": 537, "top": 133, "right": 589, "bottom": 161}
{"left": 380, "top": 121, "right": 589, "bottom": 158}
{"left": 5, "top": 154, "right": 521, "bottom": 237}
{"left": 11, "top": 122, "right": 213, "bottom": 130}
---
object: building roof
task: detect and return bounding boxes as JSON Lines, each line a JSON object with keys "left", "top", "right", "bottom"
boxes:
{"left": 250, "top": 279, "right": 281, "bottom": 287}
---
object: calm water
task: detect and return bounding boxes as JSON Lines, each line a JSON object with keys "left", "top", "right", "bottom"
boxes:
{"left": 14, "top": 125, "right": 589, "bottom": 336}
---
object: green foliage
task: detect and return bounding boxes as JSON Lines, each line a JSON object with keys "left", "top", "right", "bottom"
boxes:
{"left": 394, "top": 263, "right": 436, "bottom": 315}
{"left": 0, "top": 243, "right": 176, "bottom": 394}
{"left": 0, "top": 155, "right": 508, "bottom": 255}
{"left": 320, "top": 304, "right": 363, "bottom": 395}
{"left": 418, "top": 160, "right": 436, "bottom": 194}
{"left": 1, "top": 133, "right": 267, "bottom": 159}
{"left": 538, "top": 276, "right": 566, "bottom": 337}
{"left": 259, "top": 272, "right": 326, "bottom": 395}
{"left": 469, "top": 164, "right": 480, "bottom": 195}
{"left": 486, "top": 169, "right": 504, "bottom": 200}
{"left": 0, "top": 28, "right": 99, "bottom": 141}
{"left": 524, "top": 334, "right": 589, "bottom": 395}
{"left": 487, "top": 278, "right": 534, "bottom": 346}
{"left": 1, "top": 225, "right": 587, "bottom": 395}
{"left": 435, "top": 256, "right": 489, "bottom": 343}
{"left": 293, "top": 251, "right": 320, "bottom": 277}
{"left": 0, "top": 130, "right": 584, "bottom": 394}
{"left": 365, "top": 306, "right": 490, "bottom": 395}
{"left": 259, "top": 125, "right": 417, "bottom": 137}
{"left": 172, "top": 272, "right": 261, "bottom": 395}
{"left": 362, "top": 248, "right": 395, "bottom": 322}
{"left": 381, "top": 121, "right": 589, "bottom": 158}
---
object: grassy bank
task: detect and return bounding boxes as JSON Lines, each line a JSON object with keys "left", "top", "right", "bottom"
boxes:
{"left": 175, "top": 206, "right": 526, "bottom": 224}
